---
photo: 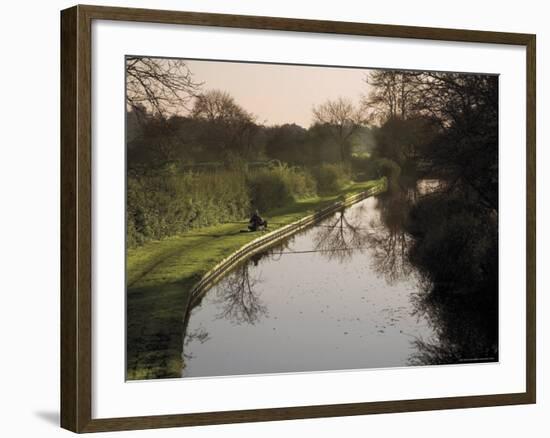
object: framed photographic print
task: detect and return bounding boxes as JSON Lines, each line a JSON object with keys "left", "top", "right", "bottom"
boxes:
{"left": 60, "top": 4, "right": 536, "bottom": 433}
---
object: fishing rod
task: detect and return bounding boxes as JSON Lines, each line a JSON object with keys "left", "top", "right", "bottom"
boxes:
{"left": 225, "top": 221, "right": 376, "bottom": 231}
{"left": 272, "top": 247, "right": 371, "bottom": 255}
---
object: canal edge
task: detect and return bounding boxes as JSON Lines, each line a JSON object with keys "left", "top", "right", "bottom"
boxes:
{"left": 186, "top": 178, "right": 388, "bottom": 309}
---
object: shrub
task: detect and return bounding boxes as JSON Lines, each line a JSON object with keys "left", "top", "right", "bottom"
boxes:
{"left": 350, "top": 154, "right": 378, "bottom": 181}
{"left": 311, "top": 163, "right": 350, "bottom": 193}
{"left": 246, "top": 165, "right": 316, "bottom": 212}
{"left": 127, "top": 164, "right": 321, "bottom": 247}
{"left": 127, "top": 170, "right": 250, "bottom": 247}
{"left": 247, "top": 171, "right": 293, "bottom": 212}
{"left": 283, "top": 166, "right": 316, "bottom": 199}
{"left": 373, "top": 158, "right": 401, "bottom": 190}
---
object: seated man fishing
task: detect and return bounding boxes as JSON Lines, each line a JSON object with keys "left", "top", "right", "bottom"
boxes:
{"left": 248, "top": 210, "right": 268, "bottom": 231}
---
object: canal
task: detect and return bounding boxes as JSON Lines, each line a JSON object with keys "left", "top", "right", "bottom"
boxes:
{"left": 180, "top": 182, "right": 453, "bottom": 378}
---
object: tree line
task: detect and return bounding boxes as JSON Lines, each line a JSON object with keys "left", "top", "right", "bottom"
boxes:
{"left": 126, "top": 58, "right": 497, "bottom": 198}
{"left": 127, "top": 91, "right": 377, "bottom": 170}
{"left": 126, "top": 58, "right": 498, "bottom": 256}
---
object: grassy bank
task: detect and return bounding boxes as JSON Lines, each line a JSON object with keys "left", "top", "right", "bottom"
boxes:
{"left": 127, "top": 178, "right": 386, "bottom": 380}
{"left": 127, "top": 163, "right": 348, "bottom": 248}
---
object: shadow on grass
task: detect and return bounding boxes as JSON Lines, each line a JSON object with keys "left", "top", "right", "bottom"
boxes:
{"left": 190, "top": 230, "right": 248, "bottom": 238}
{"left": 127, "top": 278, "right": 196, "bottom": 380}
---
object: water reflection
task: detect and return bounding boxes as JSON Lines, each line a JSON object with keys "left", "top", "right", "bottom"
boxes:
{"left": 212, "top": 261, "right": 267, "bottom": 325}
{"left": 181, "top": 179, "right": 498, "bottom": 377}
{"left": 183, "top": 326, "right": 210, "bottom": 361}
{"left": 367, "top": 190, "right": 414, "bottom": 284}
{"left": 404, "top": 178, "right": 499, "bottom": 366}
{"left": 409, "top": 290, "right": 498, "bottom": 366}
{"left": 312, "top": 189, "right": 415, "bottom": 283}
{"left": 313, "top": 205, "right": 370, "bottom": 262}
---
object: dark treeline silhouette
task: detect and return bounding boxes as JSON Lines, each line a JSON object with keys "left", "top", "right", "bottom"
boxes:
{"left": 125, "top": 58, "right": 381, "bottom": 170}
{"left": 127, "top": 104, "right": 376, "bottom": 168}
{"left": 361, "top": 70, "right": 499, "bottom": 364}
{"left": 364, "top": 182, "right": 498, "bottom": 365}
{"left": 363, "top": 71, "right": 498, "bottom": 197}
{"left": 126, "top": 60, "right": 497, "bottom": 195}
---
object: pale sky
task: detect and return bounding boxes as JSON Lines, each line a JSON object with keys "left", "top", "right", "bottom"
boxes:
{"left": 185, "top": 59, "right": 372, "bottom": 128}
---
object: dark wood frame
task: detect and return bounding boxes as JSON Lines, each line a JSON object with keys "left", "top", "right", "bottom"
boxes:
{"left": 61, "top": 4, "right": 536, "bottom": 433}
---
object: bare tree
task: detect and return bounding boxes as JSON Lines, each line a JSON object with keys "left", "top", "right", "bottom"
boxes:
{"left": 405, "top": 73, "right": 499, "bottom": 210}
{"left": 191, "top": 90, "right": 258, "bottom": 157}
{"left": 362, "top": 70, "right": 419, "bottom": 123}
{"left": 191, "top": 90, "right": 246, "bottom": 121}
{"left": 126, "top": 56, "right": 202, "bottom": 118}
{"left": 312, "top": 97, "right": 364, "bottom": 162}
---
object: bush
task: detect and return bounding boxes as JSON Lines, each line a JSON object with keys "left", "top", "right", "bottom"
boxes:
{"left": 374, "top": 157, "right": 401, "bottom": 178}
{"left": 127, "top": 164, "right": 321, "bottom": 247}
{"left": 311, "top": 163, "right": 350, "bottom": 193}
{"left": 247, "top": 171, "right": 293, "bottom": 212}
{"left": 350, "top": 154, "right": 378, "bottom": 181}
{"left": 127, "top": 170, "right": 250, "bottom": 247}
{"left": 247, "top": 164, "right": 316, "bottom": 212}
{"left": 283, "top": 166, "right": 316, "bottom": 198}
{"left": 373, "top": 158, "right": 401, "bottom": 190}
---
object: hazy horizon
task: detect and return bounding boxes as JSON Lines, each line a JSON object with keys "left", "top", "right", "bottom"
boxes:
{"left": 183, "top": 59, "right": 372, "bottom": 128}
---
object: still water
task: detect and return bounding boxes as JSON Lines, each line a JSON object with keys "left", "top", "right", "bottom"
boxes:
{"left": 181, "top": 184, "right": 445, "bottom": 378}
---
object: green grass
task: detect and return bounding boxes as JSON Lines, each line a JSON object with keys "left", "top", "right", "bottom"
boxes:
{"left": 126, "top": 178, "right": 386, "bottom": 380}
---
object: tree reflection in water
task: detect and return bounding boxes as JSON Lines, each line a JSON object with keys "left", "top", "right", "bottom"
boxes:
{"left": 366, "top": 189, "right": 415, "bottom": 284}
{"left": 409, "top": 287, "right": 498, "bottom": 366}
{"left": 313, "top": 205, "right": 370, "bottom": 263}
{"left": 361, "top": 181, "right": 497, "bottom": 367}
{"left": 401, "top": 181, "right": 499, "bottom": 366}
{"left": 182, "top": 254, "right": 269, "bottom": 372}
{"left": 183, "top": 326, "right": 210, "bottom": 361}
{"left": 313, "top": 189, "right": 415, "bottom": 284}
{"left": 212, "top": 254, "right": 268, "bottom": 325}
{"left": 183, "top": 181, "right": 498, "bottom": 371}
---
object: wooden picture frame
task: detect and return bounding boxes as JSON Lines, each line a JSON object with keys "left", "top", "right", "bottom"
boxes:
{"left": 61, "top": 4, "right": 536, "bottom": 433}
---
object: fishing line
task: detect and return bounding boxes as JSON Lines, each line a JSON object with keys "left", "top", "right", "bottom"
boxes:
{"left": 229, "top": 221, "right": 376, "bottom": 231}
{"left": 273, "top": 247, "right": 371, "bottom": 255}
